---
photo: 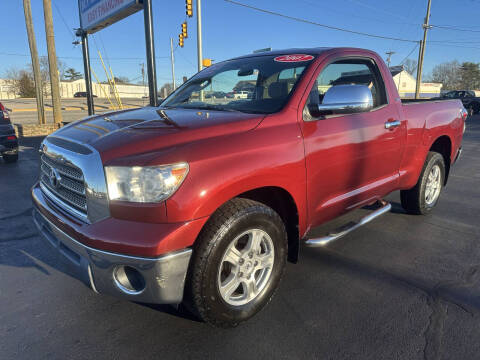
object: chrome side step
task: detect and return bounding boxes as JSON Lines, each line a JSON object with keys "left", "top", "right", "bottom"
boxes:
{"left": 305, "top": 201, "right": 392, "bottom": 247}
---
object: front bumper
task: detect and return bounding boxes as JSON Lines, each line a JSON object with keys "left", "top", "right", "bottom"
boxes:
{"left": 0, "top": 139, "right": 18, "bottom": 155}
{"left": 33, "top": 208, "right": 192, "bottom": 304}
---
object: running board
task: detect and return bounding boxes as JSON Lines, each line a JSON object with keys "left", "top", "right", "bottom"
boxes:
{"left": 305, "top": 201, "right": 392, "bottom": 247}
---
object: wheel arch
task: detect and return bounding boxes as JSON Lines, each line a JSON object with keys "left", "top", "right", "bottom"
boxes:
{"left": 429, "top": 135, "right": 452, "bottom": 185}
{"left": 238, "top": 187, "right": 300, "bottom": 263}
{"left": 195, "top": 186, "right": 301, "bottom": 264}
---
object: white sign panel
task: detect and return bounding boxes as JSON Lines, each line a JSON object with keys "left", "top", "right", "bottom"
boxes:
{"left": 79, "top": 0, "right": 143, "bottom": 34}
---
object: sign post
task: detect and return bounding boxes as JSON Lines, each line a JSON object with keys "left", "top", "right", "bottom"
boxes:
{"left": 143, "top": 0, "right": 158, "bottom": 106}
{"left": 77, "top": 0, "right": 158, "bottom": 108}
{"left": 76, "top": 29, "right": 94, "bottom": 115}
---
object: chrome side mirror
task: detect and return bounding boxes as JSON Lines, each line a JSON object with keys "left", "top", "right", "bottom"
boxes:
{"left": 309, "top": 84, "right": 373, "bottom": 117}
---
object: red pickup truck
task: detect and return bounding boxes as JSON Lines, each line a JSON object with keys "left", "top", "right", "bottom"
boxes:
{"left": 32, "top": 47, "right": 465, "bottom": 327}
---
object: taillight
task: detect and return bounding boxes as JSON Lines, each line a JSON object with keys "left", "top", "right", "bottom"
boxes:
{"left": 461, "top": 108, "right": 468, "bottom": 121}
{"left": 0, "top": 102, "right": 5, "bottom": 111}
{"left": 7, "top": 135, "right": 16, "bottom": 141}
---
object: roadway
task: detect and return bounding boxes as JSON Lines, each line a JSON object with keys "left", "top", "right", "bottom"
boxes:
{"left": 2, "top": 98, "right": 148, "bottom": 124}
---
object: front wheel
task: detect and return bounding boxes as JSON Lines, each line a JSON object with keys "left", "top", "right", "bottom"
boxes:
{"left": 185, "top": 198, "right": 287, "bottom": 327}
{"left": 401, "top": 151, "right": 445, "bottom": 215}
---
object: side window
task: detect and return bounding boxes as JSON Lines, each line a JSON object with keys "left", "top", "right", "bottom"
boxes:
{"left": 306, "top": 58, "right": 388, "bottom": 115}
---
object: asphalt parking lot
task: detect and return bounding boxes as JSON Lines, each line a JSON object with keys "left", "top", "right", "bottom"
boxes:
{"left": 1, "top": 118, "right": 479, "bottom": 359}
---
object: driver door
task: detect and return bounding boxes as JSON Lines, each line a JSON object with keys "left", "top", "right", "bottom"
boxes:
{"left": 301, "top": 57, "right": 405, "bottom": 226}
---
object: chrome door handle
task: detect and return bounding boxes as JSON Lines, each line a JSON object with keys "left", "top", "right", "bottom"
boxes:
{"left": 385, "top": 120, "right": 401, "bottom": 129}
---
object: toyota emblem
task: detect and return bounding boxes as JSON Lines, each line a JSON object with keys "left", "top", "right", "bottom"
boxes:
{"left": 49, "top": 168, "right": 61, "bottom": 189}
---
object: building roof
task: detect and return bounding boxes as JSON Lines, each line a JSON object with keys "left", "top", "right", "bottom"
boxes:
{"left": 389, "top": 65, "right": 405, "bottom": 77}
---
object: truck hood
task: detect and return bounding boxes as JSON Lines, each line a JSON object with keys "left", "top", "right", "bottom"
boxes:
{"left": 52, "top": 106, "right": 264, "bottom": 163}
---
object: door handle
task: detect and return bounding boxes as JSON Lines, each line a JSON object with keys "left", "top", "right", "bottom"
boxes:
{"left": 385, "top": 120, "right": 401, "bottom": 129}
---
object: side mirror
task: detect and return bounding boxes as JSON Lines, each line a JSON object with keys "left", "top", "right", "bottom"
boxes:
{"left": 309, "top": 84, "right": 373, "bottom": 117}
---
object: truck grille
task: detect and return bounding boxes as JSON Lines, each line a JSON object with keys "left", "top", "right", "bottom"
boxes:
{"left": 40, "top": 154, "right": 88, "bottom": 216}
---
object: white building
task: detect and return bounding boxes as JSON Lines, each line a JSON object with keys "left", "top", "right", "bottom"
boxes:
{"left": 389, "top": 66, "right": 443, "bottom": 98}
{"left": 0, "top": 78, "right": 148, "bottom": 99}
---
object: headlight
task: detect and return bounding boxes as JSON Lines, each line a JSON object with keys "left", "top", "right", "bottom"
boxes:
{"left": 105, "top": 163, "right": 189, "bottom": 203}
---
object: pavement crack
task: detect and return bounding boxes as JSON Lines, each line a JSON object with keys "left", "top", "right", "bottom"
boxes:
{"left": 422, "top": 265, "right": 480, "bottom": 360}
{"left": 423, "top": 294, "right": 447, "bottom": 360}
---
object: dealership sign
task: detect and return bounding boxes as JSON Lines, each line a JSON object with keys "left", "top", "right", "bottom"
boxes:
{"left": 78, "top": 0, "right": 143, "bottom": 34}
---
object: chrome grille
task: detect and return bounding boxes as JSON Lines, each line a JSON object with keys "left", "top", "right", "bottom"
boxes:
{"left": 41, "top": 154, "right": 83, "bottom": 181}
{"left": 40, "top": 154, "right": 87, "bottom": 215}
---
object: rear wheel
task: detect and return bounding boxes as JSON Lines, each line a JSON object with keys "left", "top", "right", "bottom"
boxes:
{"left": 401, "top": 152, "right": 445, "bottom": 215}
{"left": 468, "top": 102, "right": 480, "bottom": 116}
{"left": 2, "top": 153, "right": 18, "bottom": 163}
{"left": 185, "top": 198, "right": 287, "bottom": 327}
{"left": 468, "top": 105, "right": 474, "bottom": 117}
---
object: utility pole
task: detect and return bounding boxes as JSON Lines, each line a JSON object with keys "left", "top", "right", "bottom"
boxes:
{"left": 23, "top": 0, "right": 45, "bottom": 125}
{"left": 170, "top": 38, "right": 176, "bottom": 90}
{"left": 415, "top": 0, "right": 432, "bottom": 99}
{"left": 42, "top": 0, "right": 63, "bottom": 124}
{"left": 196, "top": 0, "right": 203, "bottom": 72}
{"left": 385, "top": 51, "right": 395, "bottom": 67}
{"left": 140, "top": 62, "right": 146, "bottom": 102}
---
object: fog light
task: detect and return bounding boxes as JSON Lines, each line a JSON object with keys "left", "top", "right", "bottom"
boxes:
{"left": 113, "top": 265, "right": 146, "bottom": 295}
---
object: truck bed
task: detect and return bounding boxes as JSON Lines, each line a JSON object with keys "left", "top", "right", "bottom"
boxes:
{"left": 401, "top": 98, "right": 454, "bottom": 104}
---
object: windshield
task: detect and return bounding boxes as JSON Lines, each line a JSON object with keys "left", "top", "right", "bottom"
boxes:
{"left": 443, "top": 91, "right": 458, "bottom": 98}
{"left": 162, "top": 54, "right": 314, "bottom": 114}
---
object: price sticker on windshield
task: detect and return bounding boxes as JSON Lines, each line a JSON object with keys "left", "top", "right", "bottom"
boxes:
{"left": 274, "top": 54, "right": 314, "bottom": 62}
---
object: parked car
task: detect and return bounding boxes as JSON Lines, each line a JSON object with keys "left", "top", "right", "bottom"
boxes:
{"left": 213, "top": 91, "right": 227, "bottom": 98}
{"left": 0, "top": 102, "right": 18, "bottom": 163}
{"left": 32, "top": 47, "right": 466, "bottom": 327}
{"left": 74, "top": 92, "right": 98, "bottom": 98}
{"left": 440, "top": 90, "right": 480, "bottom": 115}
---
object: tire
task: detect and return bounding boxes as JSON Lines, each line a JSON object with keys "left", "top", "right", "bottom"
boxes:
{"left": 400, "top": 151, "right": 445, "bottom": 215}
{"left": 185, "top": 198, "right": 287, "bottom": 328}
{"left": 468, "top": 105, "right": 474, "bottom": 117}
{"left": 2, "top": 153, "right": 18, "bottom": 163}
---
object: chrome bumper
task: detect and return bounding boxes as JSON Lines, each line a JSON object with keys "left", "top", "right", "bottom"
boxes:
{"left": 32, "top": 208, "right": 192, "bottom": 304}
{"left": 0, "top": 144, "right": 17, "bottom": 154}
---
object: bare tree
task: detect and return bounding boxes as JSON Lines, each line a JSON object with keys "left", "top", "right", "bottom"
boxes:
{"left": 3, "top": 68, "right": 35, "bottom": 97}
{"left": 403, "top": 59, "right": 417, "bottom": 76}
{"left": 29, "top": 56, "right": 67, "bottom": 96}
{"left": 3, "top": 67, "right": 21, "bottom": 97}
{"left": 160, "top": 83, "right": 174, "bottom": 97}
{"left": 114, "top": 76, "right": 130, "bottom": 84}
{"left": 429, "top": 60, "right": 461, "bottom": 91}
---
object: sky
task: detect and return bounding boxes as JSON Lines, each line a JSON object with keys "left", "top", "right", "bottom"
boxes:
{"left": 2, "top": 0, "right": 480, "bottom": 86}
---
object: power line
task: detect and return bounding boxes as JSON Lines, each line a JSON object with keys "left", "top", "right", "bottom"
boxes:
{"left": 297, "top": 0, "right": 421, "bottom": 28}
{"left": 175, "top": 48, "right": 196, "bottom": 69}
{"left": 223, "top": 0, "right": 418, "bottom": 43}
{"left": 428, "top": 43, "right": 480, "bottom": 50}
{"left": 430, "top": 24, "right": 480, "bottom": 33}
{"left": 52, "top": 0, "right": 75, "bottom": 41}
{"left": 399, "top": 42, "right": 419, "bottom": 64}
